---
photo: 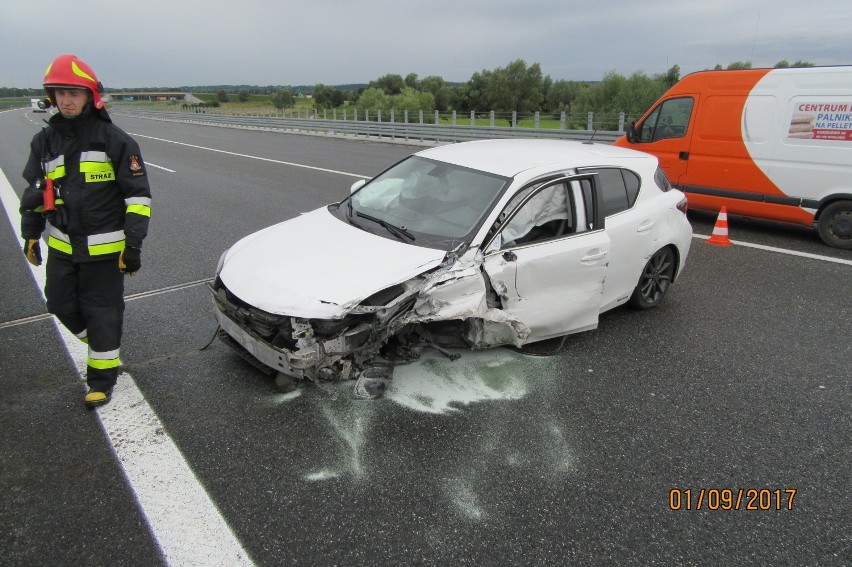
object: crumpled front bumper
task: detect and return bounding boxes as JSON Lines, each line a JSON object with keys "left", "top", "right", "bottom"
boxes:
{"left": 213, "top": 302, "right": 308, "bottom": 377}
{"left": 211, "top": 282, "right": 377, "bottom": 379}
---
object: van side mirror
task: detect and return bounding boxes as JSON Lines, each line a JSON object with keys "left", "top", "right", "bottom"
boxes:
{"left": 625, "top": 122, "right": 638, "bottom": 143}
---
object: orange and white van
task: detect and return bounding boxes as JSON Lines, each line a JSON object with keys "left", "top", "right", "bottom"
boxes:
{"left": 614, "top": 66, "right": 852, "bottom": 248}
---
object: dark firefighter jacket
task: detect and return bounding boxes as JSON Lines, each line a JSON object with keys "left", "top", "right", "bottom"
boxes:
{"left": 20, "top": 108, "right": 151, "bottom": 262}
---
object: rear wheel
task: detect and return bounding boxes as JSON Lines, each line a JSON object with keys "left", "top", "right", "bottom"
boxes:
{"left": 628, "top": 247, "right": 675, "bottom": 310}
{"left": 817, "top": 200, "right": 852, "bottom": 249}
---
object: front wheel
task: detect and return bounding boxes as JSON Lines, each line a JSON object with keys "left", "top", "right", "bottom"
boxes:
{"left": 628, "top": 247, "right": 675, "bottom": 310}
{"left": 817, "top": 200, "right": 852, "bottom": 249}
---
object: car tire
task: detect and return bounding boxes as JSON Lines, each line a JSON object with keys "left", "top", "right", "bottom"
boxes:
{"left": 628, "top": 247, "right": 675, "bottom": 310}
{"left": 817, "top": 200, "right": 852, "bottom": 250}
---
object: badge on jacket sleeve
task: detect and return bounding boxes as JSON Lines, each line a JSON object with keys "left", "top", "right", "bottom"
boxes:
{"left": 129, "top": 155, "right": 146, "bottom": 176}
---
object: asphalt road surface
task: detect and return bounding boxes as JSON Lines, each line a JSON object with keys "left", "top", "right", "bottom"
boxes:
{"left": 1, "top": 108, "right": 849, "bottom": 566}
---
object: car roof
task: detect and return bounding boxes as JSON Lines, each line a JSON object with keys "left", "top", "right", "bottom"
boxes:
{"left": 415, "top": 139, "right": 654, "bottom": 177}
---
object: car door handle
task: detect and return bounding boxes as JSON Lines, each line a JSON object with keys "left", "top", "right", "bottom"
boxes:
{"left": 502, "top": 251, "right": 517, "bottom": 262}
{"left": 581, "top": 250, "right": 607, "bottom": 263}
{"left": 679, "top": 151, "right": 689, "bottom": 160}
{"left": 637, "top": 220, "right": 656, "bottom": 233}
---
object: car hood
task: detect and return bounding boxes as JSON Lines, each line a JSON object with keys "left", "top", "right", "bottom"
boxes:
{"left": 218, "top": 206, "right": 448, "bottom": 319}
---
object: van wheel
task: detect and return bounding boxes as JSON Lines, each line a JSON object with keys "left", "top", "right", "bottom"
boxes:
{"left": 817, "top": 200, "right": 852, "bottom": 249}
{"left": 628, "top": 247, "right": 675, "bottom": 310}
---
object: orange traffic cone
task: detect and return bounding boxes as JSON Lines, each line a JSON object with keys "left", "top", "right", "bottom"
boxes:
{"left": 706, "top": 206, "right": 732, "bottom": 246}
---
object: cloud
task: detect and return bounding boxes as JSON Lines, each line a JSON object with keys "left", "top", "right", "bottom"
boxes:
{"left": 1, "top": 0, "right": 850, "bottom": 88}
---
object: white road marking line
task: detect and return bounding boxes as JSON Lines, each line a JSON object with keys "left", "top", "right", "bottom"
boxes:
{"left": 0, "top": 312, "right": 53, "bottom": 330}
{"left": 0, "top": 279, "right": 213, "bottom": 330}
{"left": 0, "top": 167, "right": 254, "bottom": 566}
{"left": 146, "top": 162, "right": 176, "bottom": 173}
{"left": 692, "top": 233, "right": 852, "bottom": 265}
{"left": 125, "top": 277, "right": 212, "bottom": 300}
{"left": 130, "top": 132, "right": 369, "bottom": 178}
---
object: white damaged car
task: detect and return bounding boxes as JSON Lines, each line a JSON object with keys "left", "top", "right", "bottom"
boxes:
{"left": 212, "top": 139, "right": 692, "bottom": 389}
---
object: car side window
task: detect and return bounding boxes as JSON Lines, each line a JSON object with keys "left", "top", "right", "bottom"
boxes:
{"left": 624, "top": 169, "right": 640, "bottom": 205}
{"left": 638, "top": 97, "right": 694, "bottom": 142}
{"left": 584, "top": 168, "right": 641, "bottom": 217}
{"left": 499, "top": 182, "right": 575, "bottom": 248}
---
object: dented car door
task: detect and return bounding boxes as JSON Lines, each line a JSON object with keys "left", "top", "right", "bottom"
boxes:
{"left": 481, "top": 177, "right": 610, "bottom": 341}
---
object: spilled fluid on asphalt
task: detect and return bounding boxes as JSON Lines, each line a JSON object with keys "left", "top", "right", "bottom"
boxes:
{"left": 384, "top": 349, "right": 530, "bottom": 414}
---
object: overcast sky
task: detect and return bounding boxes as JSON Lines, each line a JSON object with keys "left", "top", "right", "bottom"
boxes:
{"left": 2, "top": 0, "right": 850, "bottom": 89}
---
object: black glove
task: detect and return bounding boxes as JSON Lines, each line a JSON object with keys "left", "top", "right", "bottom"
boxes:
{"left": 19, "top": 185, "right": 44, "bottom": 212}
{"left": 119, "top": 247, "right": 142, "bottom": 275}
{"left": 24, "top": 239, "right": 42, "bottom": 266}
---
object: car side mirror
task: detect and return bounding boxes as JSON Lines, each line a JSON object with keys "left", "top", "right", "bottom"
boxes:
{"left": 350, "top": 179, "right": 367, "bottom": 194}
{"left": 625, "top": 122, "right": 638, "bottom": 143}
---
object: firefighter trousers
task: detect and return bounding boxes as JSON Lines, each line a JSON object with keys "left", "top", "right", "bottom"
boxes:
{"left": 45, "top": 254, "right": 125, "bottom": 392}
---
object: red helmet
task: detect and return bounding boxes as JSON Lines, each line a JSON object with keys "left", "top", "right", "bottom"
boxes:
{"left": 43, "top": 54, "right": 104, "bottom": 109}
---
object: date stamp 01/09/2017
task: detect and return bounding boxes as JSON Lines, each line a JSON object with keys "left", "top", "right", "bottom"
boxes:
{"left": 669, "top": 488, "right": 797, "bottom": 511}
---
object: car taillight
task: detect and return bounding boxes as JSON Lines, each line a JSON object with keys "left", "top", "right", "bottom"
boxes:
{"left": 676, "top": 197, "right": 688, "bottom": 214}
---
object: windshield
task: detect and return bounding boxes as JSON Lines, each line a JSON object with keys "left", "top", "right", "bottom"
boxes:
{"left": 343, "top": 156, "right": 508, "bottom": 250}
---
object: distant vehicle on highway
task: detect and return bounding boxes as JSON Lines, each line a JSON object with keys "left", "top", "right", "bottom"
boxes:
{"left": 615, "top": 66, "right": 852, "bottom": 249}
{"left": 211, "top": 139, "right": 692, "bottom": 389}
{"left": 30, "top": 98, "right": 47, "bottom": 113}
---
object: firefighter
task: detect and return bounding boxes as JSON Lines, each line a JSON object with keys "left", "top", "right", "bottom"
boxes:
{"left": 20, "top": 54, "right": 152, "bottom": 408}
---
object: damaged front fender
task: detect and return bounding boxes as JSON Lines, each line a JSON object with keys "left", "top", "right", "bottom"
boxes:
{"left": 396, "top": 249, "right": 533, "bottom": 348}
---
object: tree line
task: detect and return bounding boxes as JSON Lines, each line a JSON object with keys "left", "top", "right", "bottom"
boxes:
{"left": 274, "top": 58, "right": 816, "bottom": 120}
{"left": 1, "top": 59, "right": 815, "bottom": 119}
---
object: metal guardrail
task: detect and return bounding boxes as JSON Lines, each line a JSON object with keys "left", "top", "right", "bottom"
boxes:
{"left": 111, "top": 107, "right": 623, "bottom": 145}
